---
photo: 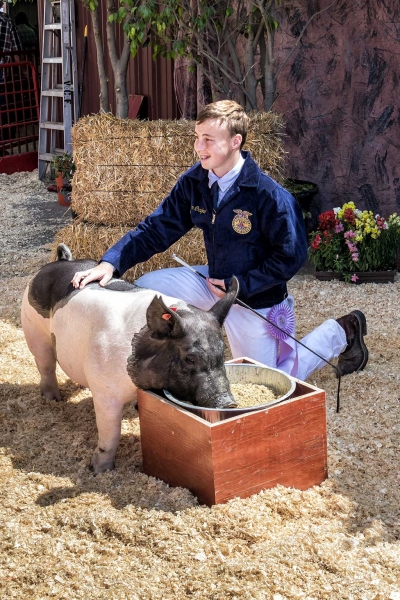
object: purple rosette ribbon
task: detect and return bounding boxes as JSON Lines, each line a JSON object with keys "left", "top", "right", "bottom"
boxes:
{"left": 267, "top": 303, "right": 295, "bottom": 341}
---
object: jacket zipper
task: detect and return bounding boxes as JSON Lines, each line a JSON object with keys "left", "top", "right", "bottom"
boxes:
{"left": 212, "top": 208, "right": 216, "bottom": 274}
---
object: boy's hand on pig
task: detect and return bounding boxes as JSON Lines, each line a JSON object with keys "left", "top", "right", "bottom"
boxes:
{"left": 71, "top": 262, "right": 115, "bottom": 289}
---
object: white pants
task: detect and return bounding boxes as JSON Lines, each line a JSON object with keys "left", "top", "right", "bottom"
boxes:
{"left": 135, "top": 267, "right": 347, "bottom": 381}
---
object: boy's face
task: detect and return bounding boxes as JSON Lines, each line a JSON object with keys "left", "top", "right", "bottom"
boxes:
{"left": 194, "top": 118, "right": 242, "bottom": 177}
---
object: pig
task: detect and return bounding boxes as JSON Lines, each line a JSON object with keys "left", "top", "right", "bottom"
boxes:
{"left": 21, "top": 244, "right": 239, "bottom": 473}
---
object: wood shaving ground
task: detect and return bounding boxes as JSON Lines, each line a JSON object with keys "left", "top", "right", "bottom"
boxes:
{"left": 230, "top": 382, "right": 278, "bottom": 407}
{"left": 1, "top": 171, "right": 400, "bottom": 599}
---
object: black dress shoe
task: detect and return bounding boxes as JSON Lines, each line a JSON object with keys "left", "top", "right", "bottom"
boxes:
{"left": 336, "top": 310, "right": 368, "bottom": 375}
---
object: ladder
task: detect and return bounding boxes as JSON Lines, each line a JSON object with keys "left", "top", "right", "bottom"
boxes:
{"left": 38, "top": 0, "right": 78, "bottom": 180}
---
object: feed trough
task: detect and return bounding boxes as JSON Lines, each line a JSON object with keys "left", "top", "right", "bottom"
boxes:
{"left": 137, "top": 358, "right": 328, "bottom": 506}
{"left": 164, "top": 363, "right": 296, "bottom": 423}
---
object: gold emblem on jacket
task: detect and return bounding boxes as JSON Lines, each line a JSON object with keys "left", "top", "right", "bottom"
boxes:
{"left": 232, "top": 209, "right": 252, "bottom": 234}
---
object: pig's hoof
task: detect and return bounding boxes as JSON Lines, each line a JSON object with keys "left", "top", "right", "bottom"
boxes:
{"left": 40, "top": 385, "right": 62, "bottom": 402}
{"left": 90, "top": 449, "right": 116, "bottom": 474}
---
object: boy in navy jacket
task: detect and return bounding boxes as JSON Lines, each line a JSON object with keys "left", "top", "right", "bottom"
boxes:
{"left": 72, "top": 101, "right": 368, "bottom": 379}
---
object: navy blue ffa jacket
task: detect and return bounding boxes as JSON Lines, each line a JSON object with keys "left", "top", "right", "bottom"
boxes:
{"left": 102, "top": 152, "right": 308, "bottom": 309}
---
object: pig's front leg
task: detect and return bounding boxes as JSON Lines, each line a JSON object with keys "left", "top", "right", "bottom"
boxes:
{"left": 90, "top": 393, "right": 125, "bottom": 473}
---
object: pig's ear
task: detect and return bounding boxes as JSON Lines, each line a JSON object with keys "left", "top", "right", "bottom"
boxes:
{"left": 209, "top": 276, "right": 239, "bottom": 326}
{"left": 146, "top": 295, "right": 184, "bottom": 338}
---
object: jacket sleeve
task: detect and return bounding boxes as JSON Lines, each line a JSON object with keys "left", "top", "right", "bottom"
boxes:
{"left": 101, "top": 176, "right": 194, "bottom": 276}
{"left": 225, "top": 187, "right": 308, "bottom": 298}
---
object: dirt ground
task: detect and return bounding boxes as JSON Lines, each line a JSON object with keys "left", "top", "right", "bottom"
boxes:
{"left": 1, "top": 170, "right": 400, "bottom": 600}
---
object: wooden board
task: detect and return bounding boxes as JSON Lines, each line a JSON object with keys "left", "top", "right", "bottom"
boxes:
{"left": 0, "top": 151, "right": 38, "bottom": 175}
{"left": 128, "top": 95, "right": 145, "bottom": 119}
{"left": 138, "top": 391, "right": 216, "bottom": 506}
{"left": 211, "top": 391, "right": 327, "bottom": 504}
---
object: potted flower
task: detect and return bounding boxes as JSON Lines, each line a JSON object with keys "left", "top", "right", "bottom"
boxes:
{"left": 308, "top": 202, "right": 400, "bottom": 283}
{"left": 51, "top": 152, "right": 76, "bottom": 207}
{"left": 284, "top": 178, "right": 319, "bottom": 212}
{"left": 283, "top": 178, "right": 319, "bottom": 233}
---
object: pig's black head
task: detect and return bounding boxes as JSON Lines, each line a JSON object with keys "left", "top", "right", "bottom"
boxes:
{"left": 128, "top": 278, "right": 239, "bottom": 408}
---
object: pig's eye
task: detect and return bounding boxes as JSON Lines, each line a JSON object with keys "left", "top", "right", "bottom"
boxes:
{"left": 185, "top": 355, "right": 195, "bottom": 365}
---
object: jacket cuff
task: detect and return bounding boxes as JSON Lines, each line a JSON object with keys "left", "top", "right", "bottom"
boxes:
{"left": 99, "top": 259, "right": 120, "bottom": 279}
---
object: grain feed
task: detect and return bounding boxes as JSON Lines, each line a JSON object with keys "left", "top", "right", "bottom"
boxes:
{"left": 230, "top": 382, "right": 278, "bottom": 407}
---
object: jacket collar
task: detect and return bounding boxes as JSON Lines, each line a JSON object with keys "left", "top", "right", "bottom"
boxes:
{"left": 192, "top": 151, "right": 262, "bottom": 195}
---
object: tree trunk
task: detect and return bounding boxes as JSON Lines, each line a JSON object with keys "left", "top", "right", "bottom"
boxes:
{"left": 263, "top": 25, "right": 275, "bottom": 111}
{"left": 106, "top": 0, "right": 131, "bottom": 119}
{"left": 90, "top": 3, "right": 109, "bottom": 112}
{"left": 264, "top": 68, "right": 275, "bottom": 111}
{"left": 114, "top": 74, "right": 129, "bottom": 119}
{"left": 244, "top": 1, "right": 257, "bottom": 111}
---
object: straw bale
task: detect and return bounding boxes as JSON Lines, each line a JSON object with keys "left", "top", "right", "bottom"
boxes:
{"left": 71, "top": 112, "right": 285, "bottom": 226}
{"left": 53, "top": 221, "right": 207, "bottom": 281}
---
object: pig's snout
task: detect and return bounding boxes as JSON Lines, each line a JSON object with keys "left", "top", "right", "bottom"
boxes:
{"left": 217, "top": 393, "right": 238, "bottom": 409}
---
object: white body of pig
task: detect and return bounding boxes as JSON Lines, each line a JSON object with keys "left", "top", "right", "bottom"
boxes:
{"left": 21, "top": 284, "right": 181, "bottom": 471}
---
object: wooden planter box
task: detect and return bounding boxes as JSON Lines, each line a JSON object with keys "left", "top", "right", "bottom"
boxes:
{"left": 137, "top": 359, "right": 327, "bottom": 506}
{"left": 315, "top": 270, "right": 396, "bottom": 284}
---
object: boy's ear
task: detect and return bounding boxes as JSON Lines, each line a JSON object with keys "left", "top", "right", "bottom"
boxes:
{"left": 232, "top": 134, "right": 242, "bottom": 148}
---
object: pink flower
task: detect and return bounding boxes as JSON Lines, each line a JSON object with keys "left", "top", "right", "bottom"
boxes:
{"left": 377, "top": 217, "right": 386, "bottom": 229}
{"left": 351, "top": 274, "right": 359, "bottom": 282}
{"left": 352, "top": 253, "right": 359, "bottom": 262}
{"left": 334, "top": 222, "right": 344, "bottom": 233}
{"left": 344, "top": 230, "right": 356, "bottom": 239}
{"left": 345, "top": 240, "right": 357, "bottom": 253}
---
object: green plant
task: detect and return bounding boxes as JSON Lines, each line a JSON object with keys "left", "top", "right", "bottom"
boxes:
{"left": 308, "top": 202, "right": 400, "bottom": 282}
{"left": 283, "top": 180, "right": 316, "bottom": 195}
{"left": 51, "top": 152, "right": 76, "bottom": 182}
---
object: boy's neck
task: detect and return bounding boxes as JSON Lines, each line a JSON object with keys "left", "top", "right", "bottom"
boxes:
{"left": 211, "top": 150, "right": 242, "bottom": 178}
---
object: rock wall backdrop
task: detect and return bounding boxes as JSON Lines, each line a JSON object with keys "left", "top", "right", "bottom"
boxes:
{"left": 273, "top": 0, "right": 400, "bottom": 215}
{"left": 175, "top": 0, "right": 400, "bottom": 217}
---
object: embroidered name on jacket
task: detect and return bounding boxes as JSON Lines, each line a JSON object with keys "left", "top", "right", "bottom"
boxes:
{"left": 232, "top": 209, "right": 252, "bottom": 234}
{"left": 191, "top": 205, "right": 207, "bottom": 214}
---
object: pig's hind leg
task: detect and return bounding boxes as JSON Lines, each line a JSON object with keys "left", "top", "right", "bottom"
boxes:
{"left": 32, "top": 339, "right": 61, "bottom": 401}
{"left": 21, "top": 309, "right": 61, "bottom": 402}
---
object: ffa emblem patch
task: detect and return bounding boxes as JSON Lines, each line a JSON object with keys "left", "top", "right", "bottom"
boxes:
{"left": 232, "top": 209, "right": 252, "bottom": 234}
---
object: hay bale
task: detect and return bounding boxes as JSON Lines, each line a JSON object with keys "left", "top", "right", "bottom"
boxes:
{"left": 53, "top": 221, "right": 207, "bottom": 282}
{"left": 71, "top": 112, "right": 285, "bottom": 226}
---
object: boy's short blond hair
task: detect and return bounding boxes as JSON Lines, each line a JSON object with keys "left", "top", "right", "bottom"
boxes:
{"left": 196, "top": 100, "right": 249, "bottom": 149}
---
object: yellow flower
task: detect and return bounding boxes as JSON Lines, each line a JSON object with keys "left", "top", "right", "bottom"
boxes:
{"left": 343, "top": 201, "right": 356, "bottom": 210}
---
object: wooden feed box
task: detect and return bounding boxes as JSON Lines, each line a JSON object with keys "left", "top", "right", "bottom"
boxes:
{"left": 137, "top": 358, "right": 327, "bottom": 506}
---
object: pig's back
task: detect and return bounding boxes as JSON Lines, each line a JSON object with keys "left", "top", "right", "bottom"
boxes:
{"left": 50, "top": 285, "right": 181, "bottom": 393}
{"left": 28, "top": 258, "right": 98, "bottom": 318}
